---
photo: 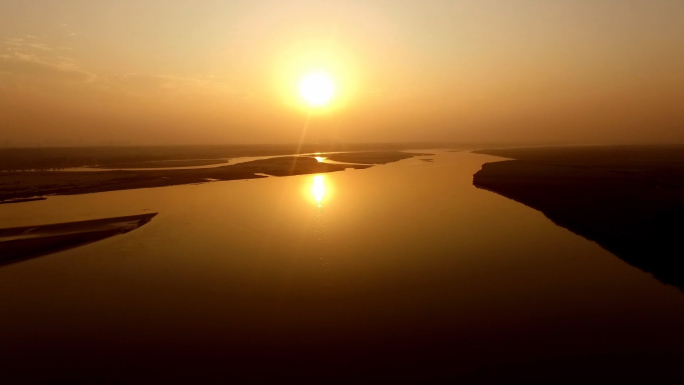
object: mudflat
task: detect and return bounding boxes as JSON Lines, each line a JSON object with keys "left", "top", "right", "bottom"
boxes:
{"left": 473, "top": 145, "right": 684, "bottom": 291}
{"left": 0, "top": 213, "right": 158, "bottom": 266}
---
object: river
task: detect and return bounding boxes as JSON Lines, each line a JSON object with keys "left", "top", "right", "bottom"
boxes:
{"left": 1, "top": 151, "right": 682, "bottom": 382}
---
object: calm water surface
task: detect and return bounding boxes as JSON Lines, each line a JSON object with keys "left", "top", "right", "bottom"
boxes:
{"left": 1, "top": 151, "right": 683, "bottom": 382}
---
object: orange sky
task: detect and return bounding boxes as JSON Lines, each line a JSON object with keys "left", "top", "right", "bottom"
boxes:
{"left": 1, "top": 0, "right": 682, "bottom": 146}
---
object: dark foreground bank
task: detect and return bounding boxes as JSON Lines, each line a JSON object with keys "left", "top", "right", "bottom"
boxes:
{"left": 473, "top": 145, "right": 684, "bottom": 291}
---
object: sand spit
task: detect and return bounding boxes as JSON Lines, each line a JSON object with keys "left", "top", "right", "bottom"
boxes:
{"left": 0, "top": 197, "right": 47, "bottom": 204}
{"left": 0, "top": 213, "right": 158, "bottom": 266}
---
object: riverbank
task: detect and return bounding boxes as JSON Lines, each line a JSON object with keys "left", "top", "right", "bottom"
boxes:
{"left": 473, "top": 145, "right": 684, "bottom": 291}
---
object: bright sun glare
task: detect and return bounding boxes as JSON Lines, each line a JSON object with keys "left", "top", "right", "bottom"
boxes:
{"left": 300, "top": 73, "right": 335, "bottom": 107}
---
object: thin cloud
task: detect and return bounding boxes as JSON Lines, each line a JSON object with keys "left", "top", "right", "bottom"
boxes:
{"left": 0, "top": 52, "right": 95, "bottom": 82}
{"left": 29, "top": 43, "right": 52, "bottom": 51}
{"left": 4, "top": 38, "right": 24, "bottom": 46}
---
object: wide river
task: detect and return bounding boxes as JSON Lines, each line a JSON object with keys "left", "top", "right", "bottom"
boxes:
{"left": 1, "top": 151, "right": 683, "bottom": 382}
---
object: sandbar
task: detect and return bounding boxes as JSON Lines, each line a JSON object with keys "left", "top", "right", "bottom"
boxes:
{"left": 0, "top": 155, "right": 381, "bottom": 203}
{"left": 0, "top": 144, "right": 434, "bottom": 171}
{"left": 325, "top": 151, "right": 432, "bottom": 164}
{"left": 92, "top": 159, "right": 228, "bottom": 169}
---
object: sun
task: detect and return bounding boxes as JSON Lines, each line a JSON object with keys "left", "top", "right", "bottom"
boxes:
{"left": 300, "top": 72, "right": 335, "bottom": 107}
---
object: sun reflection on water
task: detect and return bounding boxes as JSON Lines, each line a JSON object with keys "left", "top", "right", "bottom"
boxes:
{"left": 310, "top": 174, "right": 333, "bottom": 285}
{"left": 312, "top": 175, "right": 326, "bottom": 207}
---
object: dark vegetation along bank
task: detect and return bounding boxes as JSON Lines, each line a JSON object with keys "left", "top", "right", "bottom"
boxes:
{"left": 473, "top": 145, "right": 684, "bottom": 291}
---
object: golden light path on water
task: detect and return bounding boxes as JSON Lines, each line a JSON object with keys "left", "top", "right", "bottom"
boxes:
{"left": 309, "top": 174, "right": 332, "bottom": 285}
{"left": 312, "top": 175, "right": 326, "bottom": 208}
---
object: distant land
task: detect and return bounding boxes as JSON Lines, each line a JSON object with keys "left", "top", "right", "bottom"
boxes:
{"left": 473, "top": 145, "right": 684, "bottom": 291}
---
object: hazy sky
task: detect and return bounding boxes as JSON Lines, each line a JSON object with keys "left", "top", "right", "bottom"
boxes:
{"left": 1, "top": 0, "right": 682, "bottom": 146}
